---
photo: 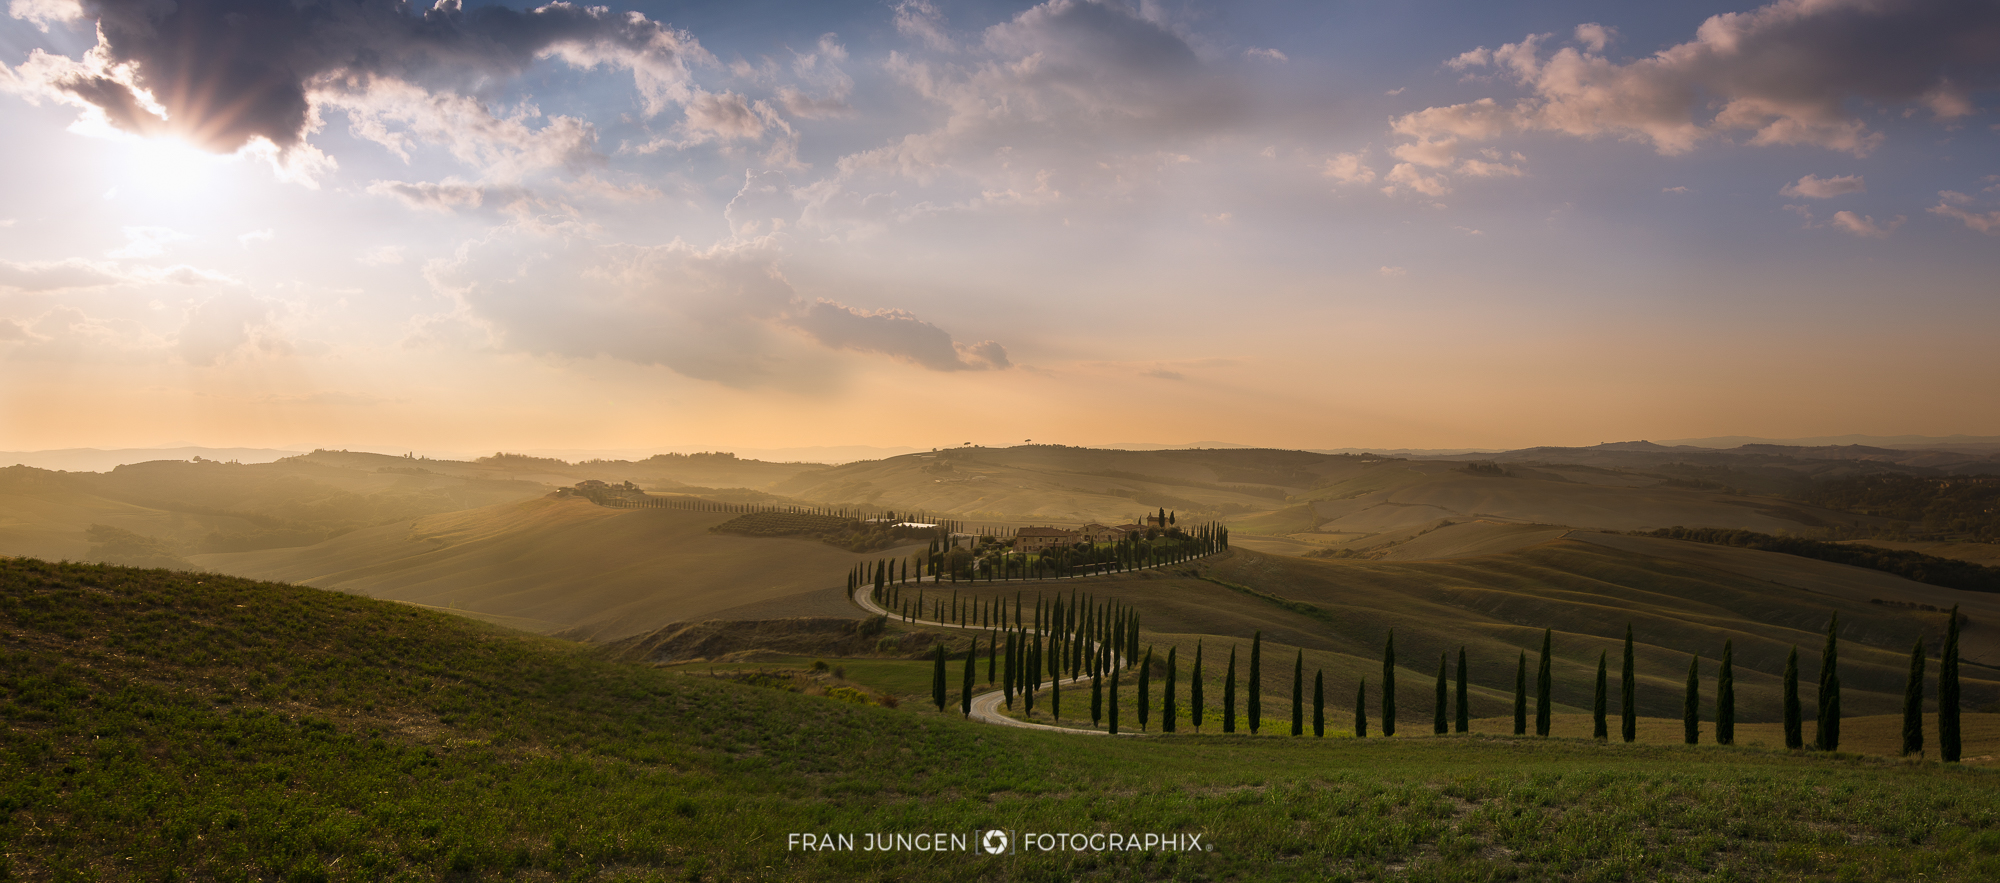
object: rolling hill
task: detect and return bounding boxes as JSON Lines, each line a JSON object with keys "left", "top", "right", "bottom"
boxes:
{"left": 192, "top": 496, "right": 916, "bottom": 641}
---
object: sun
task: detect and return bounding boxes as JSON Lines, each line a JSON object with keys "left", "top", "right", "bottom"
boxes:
{"left": 116, "top": 135, "right": 233, "bottom": 199}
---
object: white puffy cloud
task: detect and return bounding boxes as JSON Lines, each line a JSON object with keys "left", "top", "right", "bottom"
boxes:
{"left": 366, "top": 179, "right": 516, "bottom": 214}
{"left": 1382, "top": 163, "right": 1450, "bottom": 197}
{"left": 1391, "top": 0, "right": 1999, "bottom": 196}
{"left": 1780, "top": 174, "right": 1865, "bottom": 198}
{"left": 8, "top": 0, "right": 81, "bottom": 31}
{"left": 176, "top": 293, "right": 282, "bottom": 366}
{"left": 0, "top": 258, "right": 124, "bottom": 291}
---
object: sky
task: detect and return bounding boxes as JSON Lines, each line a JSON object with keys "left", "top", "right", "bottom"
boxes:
{"left": 0, "top": 0, "right": 1996, "bottom": 455}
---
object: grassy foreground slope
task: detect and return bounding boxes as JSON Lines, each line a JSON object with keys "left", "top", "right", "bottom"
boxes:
{"left": 193, "top": 497, "right": 910, "bottom": 641}
{"left": 7, "top": 558, "right": 2000, "bottom": 882}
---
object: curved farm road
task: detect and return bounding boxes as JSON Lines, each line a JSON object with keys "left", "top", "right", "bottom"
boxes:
{"left": 850, "top": 586, "right": 1139, "bottom": 737}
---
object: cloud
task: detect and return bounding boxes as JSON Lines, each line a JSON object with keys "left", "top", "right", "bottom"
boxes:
{"left": 1663, "top": 186, "right": 1691, "bottom": 194}
{"left": 1322, "top": 152, "right": 1376, "bottom": 185}
{"left": 176, "top": 292, "right": 280, "bottom": 366}
{"left": 1245, "top": 48, "right": 1288, "bottom": 62}
{"left": 237, "top": 229, "right": 274, "bottom": 248}
{"left": 10, "top": 0, "right": 704, "bottom": 173}
{"left": 1142, "top": 367, "right": 1185, "bottom": 380}
{"left": 893, "top": 0, "right": 955, "bottom": 53}
{"left": 427, "top": 233, "right": 1007, "bottom": 386}
{"left": 843, "top": 0, "right": 1243, "bottom": 197}
{"left": 8, "top": 0, "right": 80, "bottom": 31}
{"left": 107, "top": 226, "right": 190, "bottom": 259}
{"left": 1381, "top": 163, "right": 1449, "bottom": 197}
{"left": 1780, "top": 173, "right": 1865, "bottom": 198}
{"left": 792, "top": 300, "right": 1009, "bottom": 371}
{"left": 358, "top": 245, "right": 406, "bottom": 266}
{"left": 366, "top": 179, "right": 515, "bottom": 213}
{"left": 1573, "top": 23, "right": 1617, "bottom": 53}
{"left": 0, "top": 257, "right": 123, "bottom": 291}
{"left": 1829, "top": 210, "right": 1903, "bottom": 238}
{"left": 0, "top": 318, "right": 28, "bottom": 341}
{"left": 1393, "top": 0, "right": 2000, "bottom": 183}
{"left": 1930, "top": 191, "right": 2000, "bottom": 234}
{"left": 1379, "top": 266, "right": 1407, "bottom": 277}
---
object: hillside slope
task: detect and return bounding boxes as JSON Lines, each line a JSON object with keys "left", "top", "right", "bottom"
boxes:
{"left": 8, "top": 559, "right": 2000, "bottom": 881}
{"left": 193, "top": 496, "right": 909, "bottom": 640}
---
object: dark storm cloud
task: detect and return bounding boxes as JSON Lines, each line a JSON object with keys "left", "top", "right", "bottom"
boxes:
{"left": 59, "top": 0, "right": 695, "bottom": 151}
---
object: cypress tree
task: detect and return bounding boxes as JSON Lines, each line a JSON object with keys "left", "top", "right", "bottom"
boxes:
{"left": 1109, "top": 668, "right": 1119, "bottom": 735}
{"left": 1091, "top": 669, "right": 1102, "bottom": 728}
{"left": 1163, "top": 646, "right": 1177, "bottom": 733}
{"left": 1593, "top": 651, "right": 1608, "bottom": 741}
{"left": 1455, "top": 647, "right": 1469, "bottom": 733}
{"left": 1003, "top": 631, "right": 1016, "bottom": 708}
{"left": 1535, "top": 628, "right": 1552, "bottom": 737}
{"left": 1513, "top": 651, "right": 1528, "bottom": 736}
{"left": 1382, "top": 630, "right": 1398, "bottom": 737}
{"left": 1942, "top": 606, "right": 1962, "bottom": 763}
{"left": 962, "top": 644, "right": 976, "bottom": 717}
{"left": 1434, "top": 653, "right": 1448, "bottom": 735}
{"left": 1354, "top": 678, "right": 1368, "bottom": 738}
{"left": 933, "top": 643, "right": 948, "bottom": 712}
{"left": 1292, "top": 649, "right": 1305, "bottom": 736}
{"left": 988, "top": 631, "right": 997, "bottom": 683}
{"left": 1313, "top": 670, "right": 1325, "bottom": 738}
{"left": 1621, "top": 624, "right": 1637, "bottom": 743}
{"left": 1816, "top": 614, "right": 1840, "bottom": 752}
{"left": 1782, "top": 646, "right": 1803, "bottom": 749}
{"left": 1139, "top": 646, "right": 1153, "bottom": 732}
{"left": 1051, "top": 670, "right": 1061, "bottom": 721}
{"left": 1717, "top": 640, "right": 1735, "bottom": 746}
{"left": 1902, "top": 636, "right": 1926, "bottom": 757}
{"left": 1224, "top": 647, "right": 1238, "bottom": 733}
{"left": 1683, "top": 654, "right": 1700, "bottom": 745}
{"left": 1249, "top": 631, "right": 1263, "bottom": 735}
{"left": 1191, "top": 641, "right": 1205, "bottom": 732}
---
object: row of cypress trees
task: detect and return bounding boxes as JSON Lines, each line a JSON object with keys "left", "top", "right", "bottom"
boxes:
{"left": 918, "top": 582, "right": 1968, "bottom": 759}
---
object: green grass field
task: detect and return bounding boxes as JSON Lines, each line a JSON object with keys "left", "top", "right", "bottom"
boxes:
{"left": 7, "top": 556, "right": 2000, "bottom": 881}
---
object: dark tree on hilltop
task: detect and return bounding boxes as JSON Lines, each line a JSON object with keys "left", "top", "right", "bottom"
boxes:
{"left": 1313, "top": 669, "right": 1325, "bottom": 738}
{"left": 1621, "top": 624, "right": 1637, "bottom": 743}
{"left": 1513, "top": 651, "right": 1528, "bottom": 736}
{"left": 1717, "top": 640, "right": 1735, "bottom": 746}
{"left": 1783, "top": 646, "right": 1803, "bottom": 749}
{"left": 1683, "top": 654, "right": 1700, "bottom": 745}
{"left": 1382, "top": 630, "right": 1397, "bottom": 737}
{"left": 932, "top": 643, "right": 947, "bottom": 712}
{"left": 1355, "top": 678, "right": 1368, "bottom": 738}
{"left": 1138, "top": 646, "right": 1153, "bottom": 732}
{"left": 1224, "top": 646, "right": 1238, "bottom": 734}
{"left": 1191, "top": 641, "right": 1205, "bottom": 733}
{"left": 1455, "top": 647, "right": 1469, "bottom": 733}
{"left": 1593, "top": 651, "right": 1608, "bottom": 741}
{"left": 1816, "top": 614, "right": 1841, "bottom": 752}
{"left": 1942, "top": 606, "right": 1962, "bottom": 763}
{"left": 1903, "top": 636, "right": 1926, "bottom": 757}
{"left": 1535, "top": 629, "right": 1552, "bottom": 737}
{"left": 1249, "top": 631, "right": 1263, "bottom": 735}
{"left": 962, "top": 644, "right": 975, "bottom": 717}
{"left": 1109, "top": 668, "right": 1120, "bottom": 735}
{"left": 1434, "top": 653, "right": 1448, "bottom": 735}
{"left": 1292, "top": 649, "right": 1305, "bottom": 737}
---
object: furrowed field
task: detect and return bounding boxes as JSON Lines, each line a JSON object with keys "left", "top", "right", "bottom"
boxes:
{"left": 4, "top": 557, "right": 2000, "bottom": 882}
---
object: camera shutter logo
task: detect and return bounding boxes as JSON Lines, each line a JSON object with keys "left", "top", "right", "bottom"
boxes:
{"left": 981, "top": 829, "right": 1009, "bottom": 855}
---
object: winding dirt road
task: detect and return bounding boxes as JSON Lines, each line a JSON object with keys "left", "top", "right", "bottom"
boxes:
{"left": 850, "top": 585, "right": 1139, "bottom": 736}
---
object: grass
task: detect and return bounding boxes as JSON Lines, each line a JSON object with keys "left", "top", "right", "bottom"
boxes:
{"left": 7, "top": 556, "right": 2000, "bottom": 881}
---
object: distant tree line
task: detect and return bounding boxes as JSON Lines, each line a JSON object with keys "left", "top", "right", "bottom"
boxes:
{"left": 1641, "top": 527, "right": 2000, "bottom": 593}
{"left": 1795, "top": 474, "right": 2000, "bottom": 542}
